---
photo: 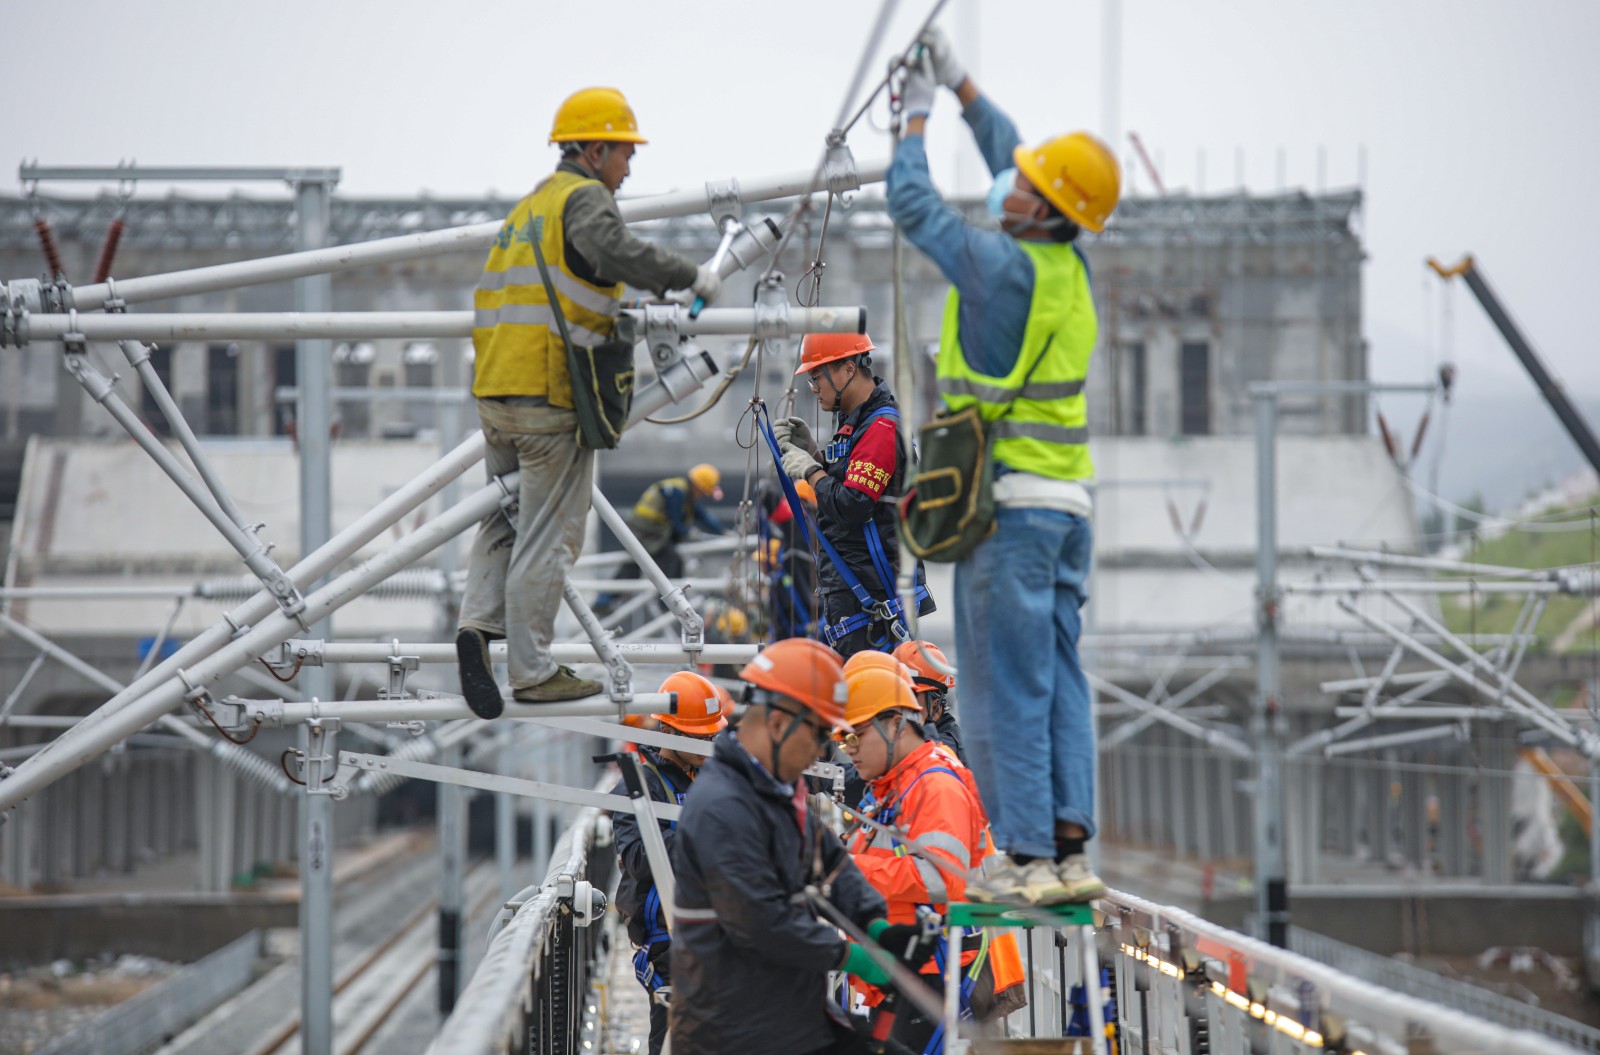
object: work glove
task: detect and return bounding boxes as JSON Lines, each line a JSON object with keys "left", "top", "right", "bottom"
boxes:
{"left": 867, "top": 920, "right": 937, "bottom": 969}
{"left": 781, "top": 444, "right": 821, "bottom": 485}
{"left": 691, "top": 263, "right": 721, "bottom": 304}
{"left": 774, "top": 415, "right": 819, "bottom": 458}
{"left": 918, "top": 26, "right": 967, "bottom": 90}
{"left": 898, "top": 58, "right": 938, "bottom": 122}
{"left": 840, "top": 943, "right": 892, "bottom": 987}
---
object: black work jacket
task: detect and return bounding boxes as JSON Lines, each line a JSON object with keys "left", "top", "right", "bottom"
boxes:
{"left": 610, "top": 747, "right": 694, "bottom": 948}
{"left": 669, "top": 731, "right": 885, "bottom": 1055}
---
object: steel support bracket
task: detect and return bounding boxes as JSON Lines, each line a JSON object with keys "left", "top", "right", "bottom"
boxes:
{"left": 642, "top": 302, "right": 682, "bottom": 370}
{"left": 203, "top": 694, "right": 250, "bottom": 732}
{"left": 301, "top": 715, "right": 347, "bottom": 799}
{"left": 704, "top": 178, "right": 743, "bottom": 229}
{"left": 823, "top": 137, "right": 860, "bottom": 201}
{"left": 275, "top": 637, "right": 327, "bottom": 671}
{"left": 380, "top": 643, "right": 421, "bottom": 701}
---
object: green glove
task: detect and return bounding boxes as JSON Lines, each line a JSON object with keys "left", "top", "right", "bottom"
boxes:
{"left": 841, "top": 942, "right": 892, "bottom": 987}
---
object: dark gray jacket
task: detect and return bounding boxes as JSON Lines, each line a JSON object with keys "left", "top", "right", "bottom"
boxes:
{"left": 610, "top": 747, "right": 694, "bottom": 948}
{"left": 557, "top": 159, "right": 697, "bottom": 296}
{"left": 669, "top": 731, "right": 885, "bottom": 1055}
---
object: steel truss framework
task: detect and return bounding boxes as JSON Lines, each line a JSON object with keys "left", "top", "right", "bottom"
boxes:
{"left": 0, "top": 150, "right": 889, "bottom": 1055}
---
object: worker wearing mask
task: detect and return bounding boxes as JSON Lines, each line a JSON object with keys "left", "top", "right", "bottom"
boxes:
{"left": 457, "top": 86, "right": 721, "bottom": 716}
{"left": 612, "top": 671, "right": 730, "bottom": 1055}
{"left": 893, "top": 640, "right": 964, "bottom": 765}
{"left": 776, "top": 333, "right": 933, "bottom": 659}
{"left": 669, "top": 638, "right": 935, "bottom": 1055}
{"left": 887, "top": 30, "right": 1121, "bottom": 902}
{"left": 837, "top": 667, "right": 1027, "bottom": 1051}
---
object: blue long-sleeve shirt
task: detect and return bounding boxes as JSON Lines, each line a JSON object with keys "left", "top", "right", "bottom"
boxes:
{"left": 886, "top": 95, "right": 1037, "bottom": 379}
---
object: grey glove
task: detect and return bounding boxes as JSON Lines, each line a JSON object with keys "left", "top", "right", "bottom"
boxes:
{"left": 779, "top": 416, "right": 819, "bottom": 458}
{"left": 899, "top": 58, "right": 938, "bottom": 121}
{"left": 918, "top": 27, "right": 967, "bottom": 90}
{"left": 691, "top": 263, "right": 721, "bottom": 303}
{"left": 781, "top": 444, "right": 821, "bottom": 485}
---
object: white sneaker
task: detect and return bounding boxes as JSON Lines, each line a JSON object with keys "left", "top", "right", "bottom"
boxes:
{"left": 1056, "top": 854, "right": 1107, "bottom": 902}
{"left": 966, "top": 856, "right": 1075, "bottom": 906}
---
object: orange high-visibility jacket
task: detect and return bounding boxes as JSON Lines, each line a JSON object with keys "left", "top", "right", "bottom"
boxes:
{"left": 846, "top": 740, "right": 1025, "bottom": 1000}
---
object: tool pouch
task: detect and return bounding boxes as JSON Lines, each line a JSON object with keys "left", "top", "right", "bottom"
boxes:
{"left": 897, "top": 406, "right": 996, "bottom": 563}
{"left": 565, "top": 336, "right": 634, "bottom": 450}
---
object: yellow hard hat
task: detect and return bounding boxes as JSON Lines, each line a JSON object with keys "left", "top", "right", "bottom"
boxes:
{"left": 841, "top": 666, "right": 921, "bottom": 734}
{"left": 713, "top": 606, "right": 749, "bottom": 639}
{"left": 550, "top": 87, "right": 648, "bottom": 145}
{"left": 1012, "top": 131, "right": 1120, "bottom": 233}
{"left": 688, "top": 463, "right": 722, "bottom": 498}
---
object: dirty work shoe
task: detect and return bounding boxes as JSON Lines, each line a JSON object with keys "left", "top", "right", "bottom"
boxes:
{"left": 513, "top": 666, "right": 602, "bottom": 703}
{"left": 455, "top": 627, "right": 504, "bottom": 720}
{"left": 1055, "top": 854, "right": 1108, "bottom": 902}
{"left": 965, "top": 856, "right": 1076, "bottom": 906}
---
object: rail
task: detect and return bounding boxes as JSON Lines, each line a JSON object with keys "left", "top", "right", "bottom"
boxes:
{"left": 425, "top": 784, "right": 615, "bottom": 1055}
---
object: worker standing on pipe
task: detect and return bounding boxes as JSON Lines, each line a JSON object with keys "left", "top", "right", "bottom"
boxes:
{"left": 776, "top": 334, "right": 934, "bottom": 659}
{"left": 888, "top": 32, "right": 1121, "bottom": 903}
{"left": 456, "top": 87, "right": 722, "bottom": 717}
{"left": 611, "top": 672, "right": 730, "bottom": 1055}
{"left": 836, "top": 667, "right": 1027, "bottom": 1052}
{"left": 669, "top": 638, "right": 935, "bottom": 1055}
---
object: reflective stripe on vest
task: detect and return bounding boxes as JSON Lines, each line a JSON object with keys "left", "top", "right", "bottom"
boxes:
{"left": 471, "top": 170, "right": 623, "bottom": 402}
{"left": 935, "top": 240, "right": 1096, "bottom": 482}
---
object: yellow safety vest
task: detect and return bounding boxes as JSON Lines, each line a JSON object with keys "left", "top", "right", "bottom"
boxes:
{"left": 935, "top": 241, "right": 1096, "bottom": 481}
{"left": 471, "top": 171, "right": 623, "bottom": 403}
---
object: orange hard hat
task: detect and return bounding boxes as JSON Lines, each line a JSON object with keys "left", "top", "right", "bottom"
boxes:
{"left": 655, "top": 671, "right": 730, "bottom": 735}
{"left": 842, "top": 666, "right": 921, "bottom": 731}
{"left": 738, "top": 637, "right": 851, "bottom": 732}
{"left": 794, "top": 332, "right": 875, "bottom": 376}
{"left": 893, "top": 641, "right": 956, "bottom": 695}
{"left": 843, "top": 649, "right": 914, "bottom": 684}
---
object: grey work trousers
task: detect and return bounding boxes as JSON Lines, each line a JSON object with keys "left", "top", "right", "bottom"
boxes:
{"left": 458, "top": 398, "right": 593, "bottom": 691}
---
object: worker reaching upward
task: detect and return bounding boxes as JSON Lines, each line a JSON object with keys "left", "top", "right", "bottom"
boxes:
{"left": 456, "top": 87, "right": 721, "bottom": 716}
{"left": 837, "top": 667, "right": 1027, "bottom": 1051}
{"left": 888, "top": 31, "right": 1120, "bottom": 902}
{"left": 669, "top": 638, "right": 934, "bottom": 1055}
{"left": 625, "top": 463, "right": 728, "bottom": 579}
{"left": 611, "top": 671, "right": 730, "bottom": 1055}
{"left": 776, "top": 333, "right": 934, "bottom": 658}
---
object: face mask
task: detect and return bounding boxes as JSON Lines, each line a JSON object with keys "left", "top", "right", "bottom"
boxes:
{"left": 987, "top": 168, "right": 1018, "bottom": 220}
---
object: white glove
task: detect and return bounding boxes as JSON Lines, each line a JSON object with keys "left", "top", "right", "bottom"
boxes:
{"left": 919, "top": 27, "right": 967, "bottom": 90}
{"left": 691, "top": 263, "right": 721, "bottom": 304}
{"left": 899, "top": 58, "right": 938, "bottom": 121}
{"left": 780, "top": 415, "right": 819, "bottom": 458}
{"left": 781, "top": 444, "right": 821, "bottom": 484}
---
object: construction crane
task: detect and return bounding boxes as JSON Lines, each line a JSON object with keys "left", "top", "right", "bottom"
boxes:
{"left": 1428, "top": 254, "right": 1600, "bottom": 477}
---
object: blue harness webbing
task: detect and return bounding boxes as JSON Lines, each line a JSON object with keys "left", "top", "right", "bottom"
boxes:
{"left": 755, "top": 402, "right": 928, "bottom": 650}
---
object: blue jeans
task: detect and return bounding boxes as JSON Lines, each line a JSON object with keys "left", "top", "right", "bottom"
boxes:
{"left": 954, "top": 506, "right": 1095, "bottom": 858}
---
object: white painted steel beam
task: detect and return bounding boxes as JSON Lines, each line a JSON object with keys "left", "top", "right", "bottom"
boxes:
{"left": 286, "top": 641, "right": 759, "bottom": 666}
{"left": 13, "top": 305, "right": 866, "bottom": 345}
{"left": 52, "top": 160, "right": 887, "bottom": 310}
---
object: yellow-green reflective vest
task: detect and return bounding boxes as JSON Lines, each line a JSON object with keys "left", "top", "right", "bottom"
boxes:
{"left": 935, "top": 241, "right": 1096, "bottom": 481}
{"left": 471, "top": 171, "right": 623, "bottom": 403}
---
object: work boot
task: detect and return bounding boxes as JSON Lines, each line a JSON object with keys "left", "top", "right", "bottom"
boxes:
{"left": 966, "top": 855, "right": 1076, "bottom": 907}
{"left": 455, "top": 627, "right": 504, "bottom": 720}
{"left": 1055, "top": 854, "right": 1108, "bottom": 902}
{"left": 513, "top": 666, "right": 602, "bottom": 703}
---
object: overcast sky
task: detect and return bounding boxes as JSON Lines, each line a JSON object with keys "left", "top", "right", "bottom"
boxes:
{"left": 6, "top": 0, "right": 1599, "bottom": 502}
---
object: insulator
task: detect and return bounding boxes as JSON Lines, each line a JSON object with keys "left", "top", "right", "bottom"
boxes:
{"left": 93, "top": 220, "right": 126, "bottom": 284}
{"left": 34, "top": 219, "right": 66, "bottom": 280}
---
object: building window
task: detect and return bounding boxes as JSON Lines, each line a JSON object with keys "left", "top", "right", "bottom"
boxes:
{"left": 272, "top": 345, "right": 296, "bottom": 435}
{"left": 141, "top": 345, "right": 175, "bottom": 437}
{"left": 1180, "top": 341, "right": 1211, "bottom": 436}
{"left": 206, "top": 344, "right": 240, "bottom": 435}
{"left": 334, "top": 342, "right": 375, "bottom": 437}
{"left": 1126, "top": 343, "right": 1147, "bottom": 436}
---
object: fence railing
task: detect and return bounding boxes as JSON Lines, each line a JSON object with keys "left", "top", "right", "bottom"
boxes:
{"left": 35, "top": 930, "right": 260, "bottom": 1055}
{"left": 1291, "top": 925, "right": 1600, "bottom": 1052}
{"left": 425, "top": 785, "right": 614, "bottom": 1055}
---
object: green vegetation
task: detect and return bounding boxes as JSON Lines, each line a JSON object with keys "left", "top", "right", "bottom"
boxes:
{"left": 1440, "top": 497, "right": 1600, "bottom": 652}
